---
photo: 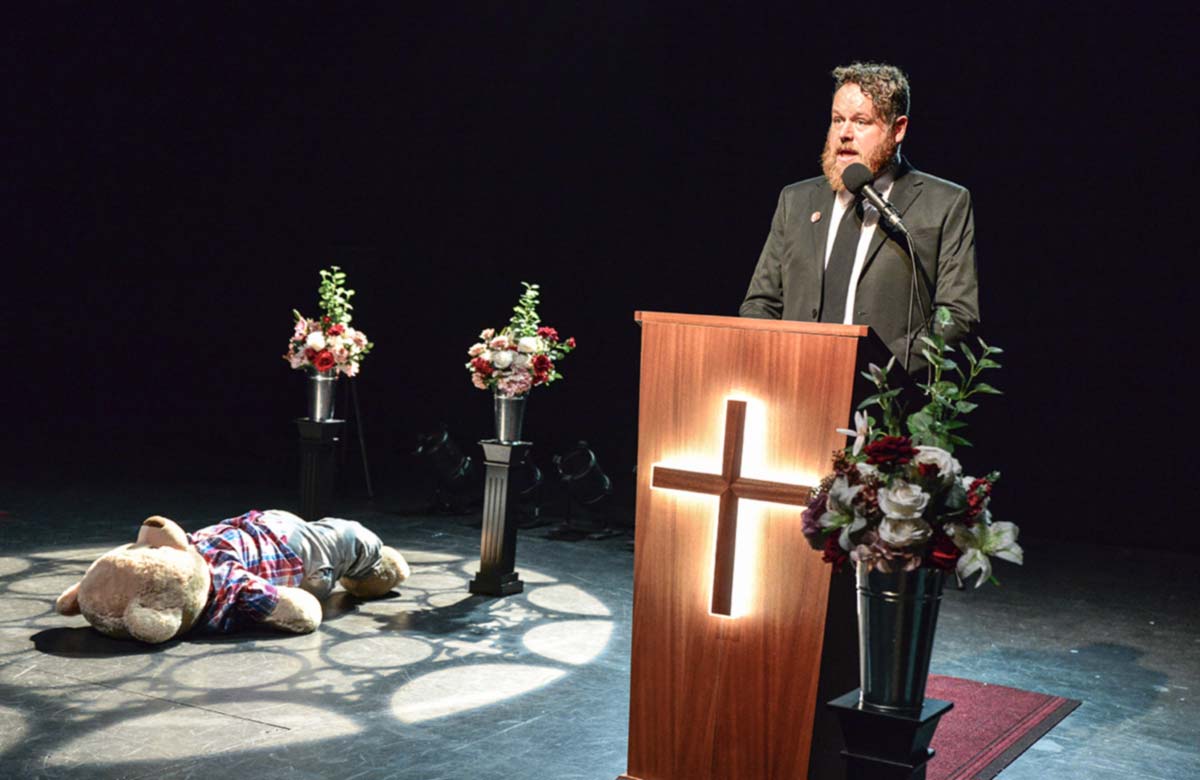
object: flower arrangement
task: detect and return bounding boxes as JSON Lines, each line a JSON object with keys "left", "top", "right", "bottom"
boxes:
{"left": 801, "top": 308, "right": 1022, "bottom": 587}
{"left": 283, "top": 266, "right": 373, "bottom": 376}
{"left": 466, "top": 282, "right": 576, "bottom": 397}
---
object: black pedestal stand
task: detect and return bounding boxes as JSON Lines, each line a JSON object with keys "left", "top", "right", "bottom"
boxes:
{"left": 828, "top": 690, "right": 953, "bottom": 780}
{"left": 468, "top": 440, "right": 529, "bottom": 597}
{"left": 297, "top": 418, "right": 344, "bottom": 521}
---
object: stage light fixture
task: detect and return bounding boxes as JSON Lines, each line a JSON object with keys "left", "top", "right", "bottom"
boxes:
{"left": 549, "top": 441, "right": 617, "bottom": 540}
{"left": 413, "top": 426, "right": 480, "bottom": 514}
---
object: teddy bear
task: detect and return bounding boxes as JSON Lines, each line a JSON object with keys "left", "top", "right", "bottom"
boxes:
{"left": 55, "top": 509, "right": 410, "bottom": 643}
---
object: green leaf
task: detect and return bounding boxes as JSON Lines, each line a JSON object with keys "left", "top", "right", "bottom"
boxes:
{"left": 973, "top": 383, "right": 1003, "bottom": 395}
{"left": 939, "top": 358, "right": 958, "bottom": 374}
{"left": 978, "top": 358, "right": 1002, "bottom": 369}
{"left": 933, "top": 381, "right": 958, "bottom": 397}
{"left": 949, "top": 434, "right": 972, "bottom": 446}
{"left": 955, "top": 400, "right": 979, "bottom": 414}
{"left": 857, "top": 394, "right": 881, "bottom": 410}
{"left": 935, "top": 306, "right": 954, "bottom": 326}
{"left": 907, "top": 409, "right": 933, "bottom": 437}
{"left": 960, "top": 341, "right": 977, "bottom": 366}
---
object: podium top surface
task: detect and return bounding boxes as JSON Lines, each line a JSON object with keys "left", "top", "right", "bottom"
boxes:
{"left": 634, "top": 311, "right": 869, "bottom": 337}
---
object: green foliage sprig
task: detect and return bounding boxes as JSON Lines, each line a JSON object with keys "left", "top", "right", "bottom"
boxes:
{"left": 508, "top": 282, "right": 542, "bottom": 337}
{"left": 860, "top": 307, "right": 1003, "bottom": 453}
{"left": 318, "top": 266, "right": 356, "bottom": 325}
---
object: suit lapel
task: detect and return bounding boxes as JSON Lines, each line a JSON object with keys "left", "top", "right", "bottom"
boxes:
{"left": 810, "top": 181, "right": 837, "bottom": 266}
{"left": 859, "top": 165, "right": 923, "bottom": 278}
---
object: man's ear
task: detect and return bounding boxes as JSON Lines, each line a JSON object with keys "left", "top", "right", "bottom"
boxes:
{"left": 56, "top": 582, "right": 82, "bottom": 616}
{"left": 892, "top": 115, "right": 908, "bottom": 145}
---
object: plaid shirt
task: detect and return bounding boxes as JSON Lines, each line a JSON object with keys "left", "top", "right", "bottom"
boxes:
{"left": 188, "top": 510, "right": 306, "bottom": 633}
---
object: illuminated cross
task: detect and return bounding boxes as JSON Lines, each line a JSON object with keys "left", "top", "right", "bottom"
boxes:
{"left": 651, "top": 399, "right": 815, "bottom": 616}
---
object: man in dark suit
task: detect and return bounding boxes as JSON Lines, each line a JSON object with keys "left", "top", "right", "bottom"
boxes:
{"left": 740, "top": 62, "right": 979, "bottom": 373}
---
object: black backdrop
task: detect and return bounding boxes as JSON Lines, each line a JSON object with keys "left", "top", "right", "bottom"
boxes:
{"left": 7, "top": 4, "right": 1198, "bottom": 552}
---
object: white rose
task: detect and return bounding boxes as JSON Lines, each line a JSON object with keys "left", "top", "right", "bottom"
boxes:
{"left": 913, "top": 446, "right": 961, "bottom": 486}
{"left": 328, "top": 334, "right": 344, "bottom": 350}
{"left": 517, "top": 336, "right": 539, "bottom": 353}
{"left": 492, "top": 350, "right": 514, "bottom": 369}
{"left": 878, "top": 517, "right": 933, "bottom": 548}
{"left": 512, "top": 353, "right": 531, "bottom": 369}
{"left": 305, "top": 331, "right": 326, "bottom": 350}
{"left": 878, "top": 480, "right": 930, "bottom": 520}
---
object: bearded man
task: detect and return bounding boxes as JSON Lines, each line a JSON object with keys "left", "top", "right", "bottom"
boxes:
{"left": 740, "top": 62, "right": 979, "bottom": 373}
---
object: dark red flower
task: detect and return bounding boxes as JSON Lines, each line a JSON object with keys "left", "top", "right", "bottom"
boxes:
{"left": 304, "top": 347, "right": 318, "bottom": 362}
{"left": 313, "top": 350, "right": 336, "bottom": 372}
{"left": 470, "top": 357, "right": 493, "bottom": 376}
{"left": 322, "top": 316, "right": 331, "bottom": 324}
{"left": 536, "top": 326, "right": 559, "bottom": 341}
{"left": 533, "top": 371, "right": 549, "bottom": 386}
{"left": 565, "top": 337, "right": 576, "bottom": 349}
{"left": 532, "top": 354, "right": 552, "bottom": 373}
{"left": 966, "top": 477, "right": 993, "bottom": 521}
{"left": 928, "top": 529, "right": 961, "bottom": 571}
{"left": 918, "top": 462, "right": 940, "bottom": 481}
{"left": 328, "top": 323, "right": 345, "bottom": 336}
{"left": 865, "top": 436, "right": 919, "bottom": 468}
{"left": 822, "top": 535, "right": 848, "bottom": 571}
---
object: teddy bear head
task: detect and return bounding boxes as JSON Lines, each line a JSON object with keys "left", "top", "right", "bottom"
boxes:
{"left": 55, "top": 516, "right": 211, "bottom": 643}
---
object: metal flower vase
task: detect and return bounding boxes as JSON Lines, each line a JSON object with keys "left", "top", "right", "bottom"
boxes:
{"left": 493, "top": 388, "right": 527, "bottom": 443}
{"left": 855, "top": 561, "right": 946, "bottom": 715}
{"left": 306, "top": 369, "right": 338, "bottom": 421}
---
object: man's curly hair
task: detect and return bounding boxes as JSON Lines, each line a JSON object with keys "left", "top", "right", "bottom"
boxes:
{"left": 832, "top": 62, "right": 910, "bottom": 126}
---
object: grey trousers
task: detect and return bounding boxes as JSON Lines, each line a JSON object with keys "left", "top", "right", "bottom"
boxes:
{"left": 262, "top": 509, "right": 385, "bottom": 599}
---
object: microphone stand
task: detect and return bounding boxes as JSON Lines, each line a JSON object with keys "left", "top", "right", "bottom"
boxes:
{"left": 901, "top": 232, "right": 932, "bottom": 375}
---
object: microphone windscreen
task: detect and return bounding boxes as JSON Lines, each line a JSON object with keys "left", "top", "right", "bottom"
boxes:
{"left": 841, "top": 162, "right": 873, "bottom": 194}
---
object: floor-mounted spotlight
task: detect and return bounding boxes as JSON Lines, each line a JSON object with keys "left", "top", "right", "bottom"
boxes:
{"left": 413, "top": 426, "right": 481, "bottom": 514}
{"left": 550, "top": 441, "right": 617, "bottom": 540}
{"left": 510, "top": 448, "right": 548, "bottom": 529}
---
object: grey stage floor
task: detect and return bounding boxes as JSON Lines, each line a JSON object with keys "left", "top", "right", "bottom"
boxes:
{"left": 1, "top": 476, "right": 1197, "bottom": 779}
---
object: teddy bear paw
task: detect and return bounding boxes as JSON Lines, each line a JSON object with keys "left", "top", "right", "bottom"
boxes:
{"left": 340, "top": 546, "right": 410, "bottom": 599}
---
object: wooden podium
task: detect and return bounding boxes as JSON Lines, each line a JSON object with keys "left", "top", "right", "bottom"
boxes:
{"left": 621, "top": 312, "right": 889, "bottom": 780}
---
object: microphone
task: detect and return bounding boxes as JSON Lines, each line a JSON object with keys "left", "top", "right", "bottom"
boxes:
{"left": 842, "top": 162, "right": 910, "bottom": 237}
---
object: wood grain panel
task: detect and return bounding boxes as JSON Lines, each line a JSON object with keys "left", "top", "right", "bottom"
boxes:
{"left": 624, "top": 312, "right": 865, "bottom": 780}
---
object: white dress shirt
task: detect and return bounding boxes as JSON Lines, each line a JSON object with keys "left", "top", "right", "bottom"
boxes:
{"left": 822, "top": 170, "right": 896, "bottom": 325}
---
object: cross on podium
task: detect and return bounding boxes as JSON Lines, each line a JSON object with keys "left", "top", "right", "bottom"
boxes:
{"left": 651, "top": 399, "right": 815, "bottom": 616}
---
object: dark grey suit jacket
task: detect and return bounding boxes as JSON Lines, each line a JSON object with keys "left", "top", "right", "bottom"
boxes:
{"left": 739, "top": 162, "right": 980, "bottom": 372}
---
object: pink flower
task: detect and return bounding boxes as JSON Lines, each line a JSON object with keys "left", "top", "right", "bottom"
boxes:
{"left": 343, "top": 361, "right": 360, "bottom": 378}
{"left": 472, "top": 373, "right": 489, "bottom": 390}
{"left": 479, "top": 328, "right": 495, "bottom": 340}
{"left": 490, "top": 335, "right": 510, "bottom": 350}
{"left": 565, "top": 337, "right": 576, "bottom": 349}
{"left": 498, "top": 371, "right": 533, "bottom": 396}
{"left": 468, "top": 343, "right": 486, "bottom": 357}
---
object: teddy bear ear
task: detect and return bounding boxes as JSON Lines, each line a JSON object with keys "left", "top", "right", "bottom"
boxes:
{"left": 56, "top": 582, "right": 83, "bottom": 616}
{"left": 123, "top": 599, "right": 184, "bottom": 644}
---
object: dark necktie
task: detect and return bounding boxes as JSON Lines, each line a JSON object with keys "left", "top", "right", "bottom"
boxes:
{"left": 820, "top": 198, "right": 863, "bottom": 323}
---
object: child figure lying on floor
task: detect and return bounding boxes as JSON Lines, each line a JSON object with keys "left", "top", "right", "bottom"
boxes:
{"left": 55, "top": 510, "right": 410, "bottom": 643}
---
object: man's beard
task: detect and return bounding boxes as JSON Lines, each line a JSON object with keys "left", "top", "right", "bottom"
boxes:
{"left": 821, "top": 133, "right": 899, "bottom": 192}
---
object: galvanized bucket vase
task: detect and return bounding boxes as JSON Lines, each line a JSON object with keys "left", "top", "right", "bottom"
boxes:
{"left": 855, "top": 562, "right": 946, "bottom": 715}
{"left": 493, "top": 389, "right": 528, "bottom": 443}
{"left": 306, "top": 369, "right": 338, "bottom": 421}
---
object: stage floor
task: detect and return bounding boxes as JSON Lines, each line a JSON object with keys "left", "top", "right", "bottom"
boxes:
{"left": 1, "top": 476, "right": 1197, "bottom": 779}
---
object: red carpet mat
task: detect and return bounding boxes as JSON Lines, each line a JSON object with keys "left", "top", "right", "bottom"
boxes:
{"left": 926, "top": 675, "right": 1081, "bottom": 780}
